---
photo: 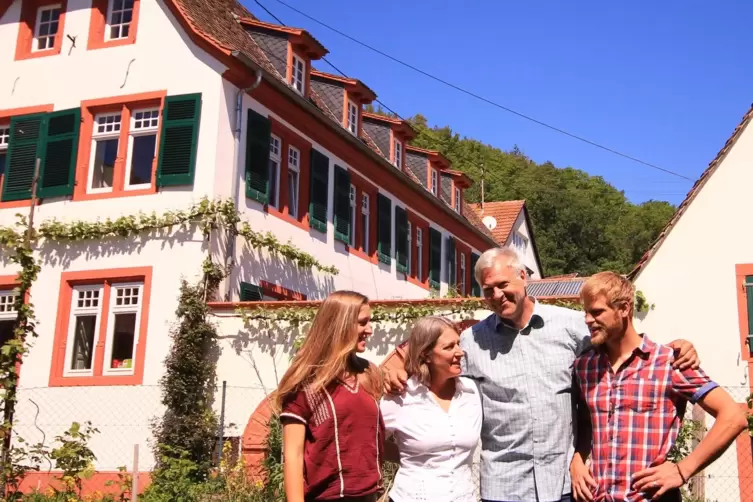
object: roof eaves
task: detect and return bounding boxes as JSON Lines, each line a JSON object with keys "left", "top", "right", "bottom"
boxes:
{"left": 629, "top": 103, "right": 753, "bottom": 280}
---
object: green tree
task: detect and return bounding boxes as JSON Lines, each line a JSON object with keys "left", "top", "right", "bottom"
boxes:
{"left": 407, "top": 115, "right": 676, "bottom": 276}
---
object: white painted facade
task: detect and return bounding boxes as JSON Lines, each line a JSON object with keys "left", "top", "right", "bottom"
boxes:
{"left": 633, "top": 116, "right": 753, "bottom": 502}
{"left": 0, "top": 0, "right": 496, "bottom": 481}
{"left": 503, "top": 209, "right": 541, "bottom": 279}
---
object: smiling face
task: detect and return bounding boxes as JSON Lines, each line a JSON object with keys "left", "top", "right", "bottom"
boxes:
{"left": 481, "top": 260, "right": 528, "bottom": 324}
{"left": 354, "top": 304, "right": 373, "bottom": 353}
{"left": 426, "top": 327, "right": 464, "bottom": 381}
{"left": 583, "top": 293, "right": 630, "bottom": 346}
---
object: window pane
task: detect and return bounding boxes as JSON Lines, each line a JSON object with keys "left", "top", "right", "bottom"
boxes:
{"left": 129, "top": 134, "right": 156, "bottom": 186}
{"left": 51, "top": 9, "right": 60, "bottom": 21}
{"left": 112, "top": 12, "right": 122, "bottom": 25}
{"left": 361, "top": 214, "right": 368, "bottom": 251}
{"left": 71, "top": 315, "right": 97, "bottom": 370}
{"left": 287, "top": 170, "right": 298, "bottom": 218}
{"left": 110, "top": 313, "right": 136, "bottom": 369}
{"left": 0, "top": 320, "right": 14, "bottom": 348}
{"left": 92, "top": 138, "right": 118, "bottom": 189}
{"left": 0, "top": 152, "right": 6, "bottom": 177}
{"left": 41, "top": 9, "right": 51, "bottom": 22}
{"left": 268, "top": 159, "right": 278, "bottom": 208}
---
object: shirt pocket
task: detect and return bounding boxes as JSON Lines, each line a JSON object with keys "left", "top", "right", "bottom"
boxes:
{"left": 619, "top": 383, "right": 659, "bottom": 413}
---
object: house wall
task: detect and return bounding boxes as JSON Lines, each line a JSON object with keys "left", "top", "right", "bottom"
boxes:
{"left": 228, "top": 92, "right": 484, "bottom": 300}
{"left": 633, "top": 121, "right": 753, "bottom": 502}
{"left": 506, "top": 210, "right": 541, "bottom": 279}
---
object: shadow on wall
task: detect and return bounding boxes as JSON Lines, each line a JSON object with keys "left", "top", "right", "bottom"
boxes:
{"left": 232, "top": 241, "right": 337, "bottom": 300}
{"left": 38, "top": 227, "right": 206, "bottom": 269}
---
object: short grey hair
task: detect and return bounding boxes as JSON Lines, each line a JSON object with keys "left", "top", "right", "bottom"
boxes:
{"left": 474, "top": 247, "right": 524, "bottom": 285}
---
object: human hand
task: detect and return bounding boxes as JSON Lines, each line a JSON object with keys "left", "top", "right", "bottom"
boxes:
{"left": 632, "top": 462, "right": 686, "bottom": 498}
{"left": 668, "top": 339, "right": 700, "bottom": 370}
{"left": 382, "top": 367, "right": 408, "bottom": 395}
{"left": 570, "top": 453, "right": 597, "bottom": 502}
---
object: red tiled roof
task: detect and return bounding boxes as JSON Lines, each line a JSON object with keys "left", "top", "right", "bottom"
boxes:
{"left": 629, "top": 103, "right": 753, "bottom": 279}
{"left": 463, "top": 201, "right": 495, "bottom": 240}
{"left": 468, "top": 201, "right": 525, "bottom": 245}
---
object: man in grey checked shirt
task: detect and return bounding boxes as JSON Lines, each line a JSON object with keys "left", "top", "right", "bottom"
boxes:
{"left": 383, "top": 247, "right": 699, "bottom": 502}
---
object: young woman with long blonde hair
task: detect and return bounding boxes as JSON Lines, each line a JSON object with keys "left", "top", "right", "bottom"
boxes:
{"left": 274, "top": 291, "right": 384, "bottom": 502}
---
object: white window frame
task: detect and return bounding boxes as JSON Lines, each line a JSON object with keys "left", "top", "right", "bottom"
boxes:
{"left": 87, "top": 112, "right": 122, "bottom": 194}
{"left": 0, "top": 290, "right": 20, "bottom": 321}
{"left": 430, "top": 168, "right": 438, "bottom": 196}
{"left": 416, "top": 228, "right": 423, "bottom": 282}
{"left": 406, "top": 221, "right": 412, "bottom": 276}
{"left": 33, "top": 5, "right": 61, "bottom": 52}
{"left": 63, "top": 285, "right": 104, "bottom": 377}
{"left": 361, "top": 193, "right": 370, "bottom": 252}
{"left": 102, "top": 282, "right": 144, "bottom": 376}
{"left": 460, "top": 253, "right": 466, "bottom": 296}
{"left": 287, "top": 146, "right": 300, "bottom": 218}
{"left": 106, "top": 0, "right": 134, "bottom": 41}
{"left": 124, "top": 108, "right": 159, "bottom": 190}
{"left": 454, "top": 187, "right": 461, "bottom": 212}
{"left": 268, "top": 134, "right": 282, "bottom": 209}
{"left": 393, "top": 139, "right": 403, "bottom": 169}
{"left": 291, "top": 55, "right": 306, "bottom": 95}
{"left": 347, "top": 100, "right": 358, "bottom": 135}
{"left": 348, "top": 184, "right": 357, "bottom": 247}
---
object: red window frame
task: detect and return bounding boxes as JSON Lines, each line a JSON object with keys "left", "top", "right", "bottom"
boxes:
{"left": 14, "top": 0, "right": 68, "bottom": 61}
{"left": 87, "top": 0, "right": 141, "bottom": 50}
{"left": 49, "top": 267, "right": 153, "bottom": 387}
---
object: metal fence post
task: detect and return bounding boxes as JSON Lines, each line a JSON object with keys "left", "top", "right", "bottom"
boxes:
{"left": 131, "top": 443, "right": 139, "bottom": 502}
{"left": 216, "top": 380, "right": 227, "bottom": 465}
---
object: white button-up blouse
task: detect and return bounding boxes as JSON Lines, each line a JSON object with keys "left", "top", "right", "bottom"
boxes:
{"left": 380, "top": 375, "right": 482, "bottom": 502}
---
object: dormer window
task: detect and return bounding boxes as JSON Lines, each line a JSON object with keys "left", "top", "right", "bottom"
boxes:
{"left": 291, "top": 55, "right": 306, "bottom": 95}
{"left": 347, "top": 100, "right": 358, "bottom": 135}
{"left": 454, "top": 187, "right": 461, "bottom": 213}
{"left": 393, "top": 139, "right": 403, "bottom": 169}
{"left": 430, "top": 169, "right": 438, "bottom": 196}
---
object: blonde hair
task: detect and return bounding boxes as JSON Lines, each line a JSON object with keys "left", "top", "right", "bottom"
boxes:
{"left": 273, "top": 291, "right": 382, "bottom": 412}
{"left": 581, "top": 271, "right": 635, "bottom": 315}
{"left": 404, "top": 316, "right": 459, "bottom": 386}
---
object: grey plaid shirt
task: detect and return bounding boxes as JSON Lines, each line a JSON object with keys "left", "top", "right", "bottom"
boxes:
{"left": 460, "top": 300, "right": 591, "bottom": 502}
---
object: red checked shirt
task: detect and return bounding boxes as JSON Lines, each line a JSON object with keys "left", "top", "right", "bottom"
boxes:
{"left": 573, "top": 335, "right": 718, "bottom": 502}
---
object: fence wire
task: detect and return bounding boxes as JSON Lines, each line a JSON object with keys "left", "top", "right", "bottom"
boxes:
{"left": 8, "top": 385, "right": 753, "bottom": 502}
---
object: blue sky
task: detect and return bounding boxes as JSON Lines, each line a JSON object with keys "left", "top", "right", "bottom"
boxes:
{"left": 243, "top": 0, "right": 753, "bottom": 205}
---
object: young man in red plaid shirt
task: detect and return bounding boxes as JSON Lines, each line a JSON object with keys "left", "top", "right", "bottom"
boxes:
{"left": 570, "top": 272, "right": 747, "bottom": 502}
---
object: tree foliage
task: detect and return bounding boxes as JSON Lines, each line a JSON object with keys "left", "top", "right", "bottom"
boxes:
{"left": 406, "top": 114, "right": 677, "bottom": 276}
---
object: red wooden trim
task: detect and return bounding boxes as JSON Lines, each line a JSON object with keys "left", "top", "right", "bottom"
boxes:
{"left": 48, "top": 267, "right": 152, "bottom": 387}
{"left": 87, "top": 0, "right": 140, "bottom": 51}
{"left": 14, "top": 0, "right": 68, "bottom": 61}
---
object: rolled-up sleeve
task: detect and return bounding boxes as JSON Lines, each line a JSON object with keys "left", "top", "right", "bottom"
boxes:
{"left": 280, "top": 389, "right": 311, "bottom": 424}
{"left": 671, "top": 366, "right": 719, "bottom": 404}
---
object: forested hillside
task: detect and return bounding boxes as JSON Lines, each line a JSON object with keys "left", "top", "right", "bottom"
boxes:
{"left": 405, "top": 113, "right": 677, "bottom": 276}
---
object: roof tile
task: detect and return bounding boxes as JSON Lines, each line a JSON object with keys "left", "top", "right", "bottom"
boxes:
{"left": 468, "top": 201, "right": 525, "bottom": 245}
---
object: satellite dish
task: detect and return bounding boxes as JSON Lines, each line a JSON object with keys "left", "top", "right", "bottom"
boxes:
{"left": 482, "top": 216, "right": 497, "bottom": 231}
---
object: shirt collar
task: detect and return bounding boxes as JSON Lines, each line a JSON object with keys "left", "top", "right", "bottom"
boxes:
{"left": 495, "top": 296, "right": 543, "bottom": 334}
{"left": 596, "top": 333, "right": 655, "bottom": 360}
{"left": 406, "top": 375, "right": 474, "bottom": 395}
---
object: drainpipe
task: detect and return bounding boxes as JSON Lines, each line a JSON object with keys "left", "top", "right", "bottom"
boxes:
{"left": 225, "top": 69, "right": 263, "bottom": 301}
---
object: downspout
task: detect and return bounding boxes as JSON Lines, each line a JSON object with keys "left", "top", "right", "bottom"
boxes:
{"left": 225, "top": 69, "right": 263, "bottom": 301}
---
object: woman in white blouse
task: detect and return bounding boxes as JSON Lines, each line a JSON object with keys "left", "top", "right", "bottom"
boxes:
{"left": 380, "top": 316, "right": 482, "bottom": 502}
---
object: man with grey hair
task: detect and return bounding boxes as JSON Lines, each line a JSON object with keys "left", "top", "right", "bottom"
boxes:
{"left": 382, "top": 246, "right": 699, "bottom": 502}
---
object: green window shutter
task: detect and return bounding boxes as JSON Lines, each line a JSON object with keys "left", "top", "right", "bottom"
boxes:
{"left": 245, "top": 109, "right": 271, "bottom": 203}
{"left": 239, "top": 282, "right": 264, "bottom": 301}
{"left": 377, "top": 193, "right": 392, "bottom": 265}
{"left": 446, "top": 236, "right": 456, "bottom": 287}
{"left": 333, "top": 165, "right": 351, "bottom": 243}
{"left": 38, "top": 108, "right": 80, "bottom": 199}
{"left": 429, "top": 227, "right": 442, "bottom": 290}
{"left": 470, "top": 253, "right": 481, "bottom": 297}
{"left": 746, "top": 276, "right": 753, "bottom": 354}
{"left": 2, "top": 113, "right": 48, "bottom": 202}
{"left": 308, "top": 148, "right": 329, "bottom": 233}
{"left": 395, "top": 206, "right": 408, "bottom": 274}
{"left": 157, "top": 93, "right": 202, "bottom": 187}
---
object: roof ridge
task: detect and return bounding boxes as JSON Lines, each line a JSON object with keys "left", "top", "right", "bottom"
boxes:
{"left": 629, "top": 102, "right": 753, "bottom": 279}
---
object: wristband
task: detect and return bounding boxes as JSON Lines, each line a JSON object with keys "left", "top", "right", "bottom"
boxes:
{"left": 675, "top": 463, "right": 687, "bottom": 485}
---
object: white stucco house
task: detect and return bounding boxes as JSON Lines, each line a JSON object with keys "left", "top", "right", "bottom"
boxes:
{"left": 631, "top": 105, "right": 753, "bottom": 502}
{"left": 0, "top": 0, "right": 523, "bottom": 493}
